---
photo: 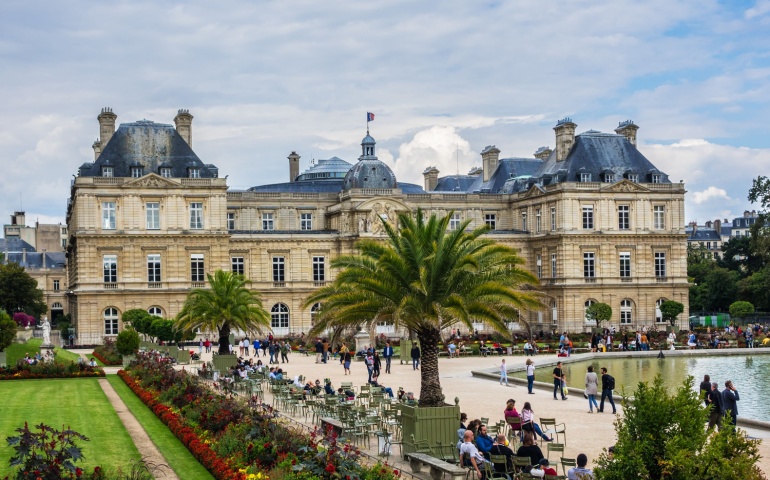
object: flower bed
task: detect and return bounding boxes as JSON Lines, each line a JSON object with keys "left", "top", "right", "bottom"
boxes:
{"left": 120, "top": 352, "right": 400, "bottom": 480}
{"left": 0, "top": 361, "right": 105, "bottom": 380}
{"left": 92, "top": 338, "right": 123, "bottom": 365}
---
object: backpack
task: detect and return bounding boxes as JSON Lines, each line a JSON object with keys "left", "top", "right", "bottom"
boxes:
{"left": 606, "top": 375, "right": 616, "bottom": 390}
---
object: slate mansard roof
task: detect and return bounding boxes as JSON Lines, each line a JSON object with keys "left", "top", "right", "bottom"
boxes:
{"left": 0, "top": 238, "right": 66, "bottom": 269}
{"left": 78, "top": 120, "right": 217, "bottom": 178}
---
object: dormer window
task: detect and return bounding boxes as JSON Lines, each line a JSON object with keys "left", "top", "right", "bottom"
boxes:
{"left": 651, "top": 174, "right": 662, "bottom": 184}
{"left": 130, "top": 166, "right": 143, "bottom": 178}
{"left": 580, "top": 173, "right": 592, "bottom": 182}
{"left": 102, "top": 166, "right": 114, "bottom": 177}
{"left": 188, "top": 168, "right": 200, "bottom": 179}
{"left": 627, "top": 174, "right": 639, "bottom": 183}
{"left": 604, "top": 173, "right": 615, "bottom": 183}
{"left": 160, "top": 167, "right": 172, "bottom": 178}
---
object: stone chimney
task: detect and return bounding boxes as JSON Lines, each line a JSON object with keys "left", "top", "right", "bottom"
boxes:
{"left": 744, "top": 210, "right": 750, "bottom": 218}
{"left": 22, "top": 248, "right": 27, "bottom": 264}
{"left": 689, "top": 221, "right": 698, "bottom": 234}
{"left": 467, "top": 166, "right": 483, "bottom": 176}
{"left": 422, "top": 166, "right": 439, "bottom": 191}
{"left": 553, "top": 118, "right": 577, "bottom": 162}
{"left": 714, "top": 219, "right": 721, "bottom": 235}
{"left": 11, "top": 211, "right": 25, "bottom": 226}
{"left": 97, "top": 107, "right": 117, "bottom": 150}
{"left": 174, "top": 109, "right": 193, "bottom": 147}
{"left": 481, "top": 145, "right": 501, "bottom": 182}
{"left": 288, "top": 151, "right": 300, "bottom": 182}
{"left": 615, "top": 120, "right": 639, "bottom": 147}
{"left": 92, "top": 139, "right": 101, "bottom": 160}
{"left": 42, "top": 249, "right": 47, "bottom": 269}
{"left": 534, "top": 146, "right": 552, "bottom": 160}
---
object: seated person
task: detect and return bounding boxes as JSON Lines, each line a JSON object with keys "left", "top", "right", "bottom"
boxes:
{"left": 567, "top": 453, "right": 594, "bottom": 479}
{"left": 337, "top": 387, "right": 355, "bottom": 400}
{"left": 479, "top": 341, "right": 491, "bottom": 357}
{"left": 489, "top": 434, "right": 515, "bottom": 473}
{"left": 324, "top": 379, "right": 335, "bottom": 395}
{"left": 238, "top": 366, "right": 249, "bottom": 380}
{"left": 475, "top": 424, "right": 494, "bottom": 457}
{"left": 492, "top": 342, "right": 504, "bottom": 355}
{"left": 274, "top": 368, "right": 284, "bottom": 380}
{"left": 397, "top": 387, "right": 406, "bottom": 401}
{"left": 368, "top": 377, "right": 395, "bottom": 397}
{"left": 448, "top": 342, "right": 457, "bottom": 357}
{"left": 89, "top": 358, "right": 97, "bottom": 367}
{"left": 459, "top": 430, "right": 489, "bottom": 479}
{"left": 405, "top": 391, "right": 417, "bottom": 405}
{"left": 530, "top": 458, "right": 558, "bottom": 478}
{"left": 292, "top": 376, "right": 304, "bottom": 388}
{"left": 524, "top": 341, "right": 533, "bottom": 355}
{"left": 503, "top": 399, "right": 520, "bottom": 423}
{"left": 268, "top": 367, "right": 277, "bottom": 379}
{"left": 515, "top": 433, "right": 545, "bottom": 470}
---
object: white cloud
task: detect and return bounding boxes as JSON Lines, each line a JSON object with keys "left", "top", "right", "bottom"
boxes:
{"left": 692, "top": 186, "right": 730, "bottom": 204}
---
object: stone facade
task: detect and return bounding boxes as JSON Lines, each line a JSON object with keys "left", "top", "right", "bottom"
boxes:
{"left": 66, "top": 109, "right": 689, "bottom": 344}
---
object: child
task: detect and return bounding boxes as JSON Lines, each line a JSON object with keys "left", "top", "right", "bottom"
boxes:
{"left": 499, "top": 358, "right": 509, "bottom": 386}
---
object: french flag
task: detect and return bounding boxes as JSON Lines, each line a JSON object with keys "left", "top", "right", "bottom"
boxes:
{"left": 367, "top": 112, "right": 375, "bottom": 122}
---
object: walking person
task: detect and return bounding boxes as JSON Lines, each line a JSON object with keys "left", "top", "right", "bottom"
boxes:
{"left": 372, "top": 351, "right": 381, "bottom": 378}
{"left": 499, "top": 358, "right": 509, "bottom": 386}
{"left": 342, "top": 347, "right": 352, "bottom": 375}
{"left": 722, "top": 380, "right": 740, "bottom": 431}
{"left": 585, "top": 365, "right": 599, "bottom": 413}
{"left": 315, "top": 339, "right": 323, "bottom": 364}
{"left": 383, "top": 341, "right": 394, "bottom": 374}
{"left": 699, "top": 374, "right": 711, "bottom": 404}
{"left": 261, "top": 339, "right": 269, "bottom": 357}
{"left": 280, "top": 341, "right": 290, "bottom": 363}
{"left": 253, "top": 338, "right": 261, "bottom": 357}
{"left": 526, "top": 358, "right": 535, "bottom": 394}
{"left": 706, "top": 382, "right": 724, "bottom": 430}
{"left": 553, "top": 361, "right": 567, "bottom": 400}
{"left": 411, "top": 343, "right": 420, "bottom": 370}
{"left": 204, "top": 338, "right": 211, "bottom": 353}
{"left": 598, "top": 367, "right": 616, "bottom": 414}
{"left": 198, "top": 339, "right": 203, "bottom": 357}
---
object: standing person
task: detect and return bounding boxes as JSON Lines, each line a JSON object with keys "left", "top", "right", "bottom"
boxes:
{"left": 382, "top": 341, "right": 394, "bottom": 374}
{"left": 598, "top": 367, "right": 617, "bottom": 414}
{"left": 526, "top": 358, "right": 535, "bottom": 394}
{"left": 343, "top": 347, "right": 352, "bottom": 375}
{"left": 315, "top": 339, "right": 323, "bottom": 364}
{"left": 699, "top": 375, "right": 711, "bottom": 405}
{"left": 204, "top": 338, "right": 211, "bottom": 353}
{"left": 499, "top": 358, "right": 509, "bottom": 386}
{"left": 280, "top": 341, "right": 290, "bottom": 363}
{"left": 268, "top": 342, "right": 277, "bottom": 364}
{"left": 585, "top": 365, "right": 599, "bottom": 413}
{"left": 322, "top": 338, "right": 330, "bottom": 363}
{"left": 722, "top": 380, "right": 740, "bottom": 431}
{"left": 411, "top": 343, "right": 421, "bottom": 370}
{"left": 553, "top": 361, "right": 567, "bottom": 400}
{"left": 372, "top": 351, "right": 382, "bottom": 378}
{"left": 365, "top": 350, "right": 375, "bottom": 382}
{"left": 706, "top": 382, "right": 724, "bottom": 430}
{"left": 198, "top": 339, "right": 203, "bottom": 357}
{"left": 253, "top": 338, "right": 261, "bottom": 357}
{"left": 667, "top": 331, "right": 676, "bottom": 349}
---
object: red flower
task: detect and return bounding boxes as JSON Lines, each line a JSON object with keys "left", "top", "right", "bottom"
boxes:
{"left": 75, "top": 467, "right": 83, "bottom": 477}
{"left": 325, "top": 463, "right": 336, "bottom": 473}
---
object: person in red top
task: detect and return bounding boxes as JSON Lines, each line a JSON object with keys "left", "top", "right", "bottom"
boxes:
{"left": 530, "top": 458, "right": 558, "bottom": 477}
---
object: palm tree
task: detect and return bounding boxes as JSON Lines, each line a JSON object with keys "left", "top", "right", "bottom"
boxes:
{"left": 176, "top": 270, "right": 270, "bottom": 354}
{"left": 304, "top": 209, "right": 541, "bottom": 407}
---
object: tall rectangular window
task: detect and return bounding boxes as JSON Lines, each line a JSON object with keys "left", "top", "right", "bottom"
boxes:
{"left": 103, "top": 255, "right": 117, "bottom": 283}
{"left": 227, "top": 212, "right": 235, "bottom": 230}
{"left": 535, "top": 209, "right": 541, "bottom": 233}
{"left": 536, "top": 254, "right": 542, "bottom": 279}
{"left": 53, "top": 280, "right": 60, "bottom": 291}
{"left": 313, "top": 256, "right": 325, "bottom": 282}
{"left": 580, "top": 173, "right": 592, "bottom": 182}
{"left": 146, "top": 202, "right": 160, "bottom": 230}
{"left": 189, "top": 202, "right": 203, "bottom": 229}
{"left": 102, "top": 202, "right": 116, "bottom": 230}
{"left": 102, "top": 166, "right": 113, "bottom": 177}
{"left": 485, "top": 214, "right": 496, "bottom": 230}
{"left": 300, "top": 213, "right": 313, "bottom": 231}
{"left": 262, "top": 213, "right": 274, "bottom": 231}
{"left": 272, "top": 257, "right": 285, "bottom": 282}
{"left": 550, "top": 207, "right": 556, "bottom": 231}
{"left": 653, "top": 206, "right": 665, "bottom": 230}
{"left": 521, "top": 211, "right": 528, "bottom": 231}
{"left": 618, "top": 205, "right": 629, "bottom": 230}
{"left": 655, "top": 252, "right": 667, "bottom": 278}
{"left": 147, "top": 254, "right": 161, "bottom": 283}
{"left": 191, "top": 254, "right": 205, "bottom": 282}
{"left": 619, "top": 252, "right": 631, "bottom": 278}
{"left": 582, "top": 206, "right": 594, "bottom": 229}
{"left": 652, "top": 174, "right": 662, "bottom": 184}
{"left": 449, "top": 213, "right": 461, "bottom": 231}
{"left": 160, "top": 167, "right": 172, "bottom": 178}
{"left": 231, "top": 257, "right": 244, "bottom": 275}
{"left": 583, "top": 252, "right": 595, "bottom": 278}
{"left": 131, "top": 167, "right": 142, "bottom": 178}
{"left": 188, "top": 168, "right": 201, "bottom": 178}
{"left": 551, "top": 254, "right": 557, "bottom": 277}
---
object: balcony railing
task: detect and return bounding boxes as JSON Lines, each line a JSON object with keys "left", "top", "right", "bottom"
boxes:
{"left": 656, "top": 277, "right": 668, "bottom": 282}
{"left": 148, "top": 282, "right": 163, "bottom": 289}
{"left": 191, "top": 282, "right": 205, "bottom": 288}
{"left": 273, "top": 282, "right": 286, "bottom": 288}
{"left": 584, "top": 278, "right": 597, "bottom": 283}
{"left": 103, "top": 283, "right": 118, "bottom": 290}
{"left": 313, "top": 281, "right": 326, "bottom": 287}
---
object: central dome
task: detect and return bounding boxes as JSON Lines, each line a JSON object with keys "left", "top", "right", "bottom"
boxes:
{"left": 343, "top": 158, "right": 397, "bottom": 190}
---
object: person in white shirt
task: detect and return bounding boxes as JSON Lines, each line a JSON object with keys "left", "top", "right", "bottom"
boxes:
{"left": 567, "top": 453, "right": 594, "bottom": 479}
{"left": 526, "top": 358, "right": 536, "bottom": 394}
{"left": 459, "top": 430, "right": 488, "bottom": 479}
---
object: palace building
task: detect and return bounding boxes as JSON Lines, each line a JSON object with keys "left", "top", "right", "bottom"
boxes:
{"left": 66, "top": 109, "right": 689, "bottom": 344}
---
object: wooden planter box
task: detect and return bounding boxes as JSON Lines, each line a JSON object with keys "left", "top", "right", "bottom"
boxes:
{"left": 176, "top": 349, "right": 191, "bottom": 364}
{"left": 397, "top": 402, "right": 459, "bottom": 459}
{"left": 0, "top": 351, "right": 6, "bottom": 367}
{"left": 212, "top": 354, "right": 238, "bottom": 372}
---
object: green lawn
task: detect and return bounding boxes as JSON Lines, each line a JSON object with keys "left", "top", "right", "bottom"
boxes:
{"left": 0, "top": 378, "right": 142, "bottom": 477}
{"left": 5, "top": 338, "right": 83, "bottom": 365}
{"left": 106, "top": 376, "right": 213, "bottom": 479}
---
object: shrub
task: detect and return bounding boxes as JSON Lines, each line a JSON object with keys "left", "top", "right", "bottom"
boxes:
{"left": 12, "top": 312, "right": 35, "bottom": 328}
{"left": 93, "top": 337, "right": 122, "bottom": 365}
{"left": 729, "top": 301, "right": 755, "bottom": 319}
{"left": 0, "top": 309, "right": 16, "bottom": 352}
{"left": 116, "top": 329, "right": 140, "bottom": 356}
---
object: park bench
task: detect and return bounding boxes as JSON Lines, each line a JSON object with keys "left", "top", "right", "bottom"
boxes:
{"left": 405, "top": 452, "right": 467, "bottom": 480}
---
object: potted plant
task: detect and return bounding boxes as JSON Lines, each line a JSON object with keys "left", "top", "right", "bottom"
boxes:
{"left": 116, "top": 328, "right": 140, "bottom": 367}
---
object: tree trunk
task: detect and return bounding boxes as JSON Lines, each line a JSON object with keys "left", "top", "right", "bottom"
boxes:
{"left": 218, "top": 323, "right": 231, "bottom": 354}
{"left": 417, "top": 326, "right": 444, "bottom": 407}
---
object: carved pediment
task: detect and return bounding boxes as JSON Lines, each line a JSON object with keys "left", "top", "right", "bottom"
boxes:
{"left": 122, "top": 173, "right": 181, "bottom": 189}
{"left": 523, "top": 185, "right": 545, "bottom": 198}
{"left": 602, "top": 179, "right": 650, "bottom": 193}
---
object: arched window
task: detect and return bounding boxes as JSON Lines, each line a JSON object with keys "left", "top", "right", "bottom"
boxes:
{"left": 148, "top": 307, "right": 163, "bottom": 317}
{"left": 271, "top": 303, "right": 290, "bottom": 330}
{"left": 655, "top": 298, "right": 667, "bottom": 323}
{"left": 51, "top": 302, "right": 63, "bottom": 309}
{"left": 620, "top": 299, "right": 633, "bottom": 325}
{"left": 104, "top": 307, "right": 119, "bottom": 335}
{"left": 310, "top": 303, "right": 321, "bottom": 325}
{"left": 584, "top": 299, "right": 596, "bottom": 323}
{"left": 551, "top": 300, "right": 558, "bottom": 324}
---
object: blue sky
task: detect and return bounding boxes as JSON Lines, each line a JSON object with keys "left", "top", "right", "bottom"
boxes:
{"left": 2, "top": 0, "right": 770, "bottom": 226}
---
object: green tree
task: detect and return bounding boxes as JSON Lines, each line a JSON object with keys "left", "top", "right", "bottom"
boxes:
{"left": 748, "top": 175, "right": 770, "bottom": 262}
{"left": 594, "top": 375, "right": 764, "bottom": 480}
{"left": 122, "top": 309, "right": 155, "bottom": 341}
{"left": 176, "top": 270, "right": 270, "bottom": 354}
{"left": 0, "top": 309, "right": 16, "bottom": 352}
{"left": 660, "top": 300, "right": 685, "bottom": 327}
{"left": 739, "top": 266, "right": 770, "bottom": 311}
{"left": 729, "top": 300, "right": 754, "bottom": 320}
{"left": 719, "top": 236, "right": 762, "bottom": 276}
{"left": 304, "top": 209, "right": 541, "bottom": 407}
{"left": 585, "top": 302, "right": 612, "bottom": 328}
{"left": 115, "top": 328, "right": 140, "bottom": 356}
{"left": 0, "top": 263, "right": 47, "bottom": 318}
{"left": 702, "top": 267, "right": 740, "bottom": 312}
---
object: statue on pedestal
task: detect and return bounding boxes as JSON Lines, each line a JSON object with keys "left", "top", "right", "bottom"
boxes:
{"left": 42, "top": 317, "right": 52, "bottom": 346}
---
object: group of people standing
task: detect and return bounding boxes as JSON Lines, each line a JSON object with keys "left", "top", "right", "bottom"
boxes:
{"left": 699, "top": 374, "right": 740, "bottom": 430}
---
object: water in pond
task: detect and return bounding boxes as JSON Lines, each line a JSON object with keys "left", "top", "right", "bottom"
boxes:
{"left": 512, "top": 355, "right": 770, "bottom": 422}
